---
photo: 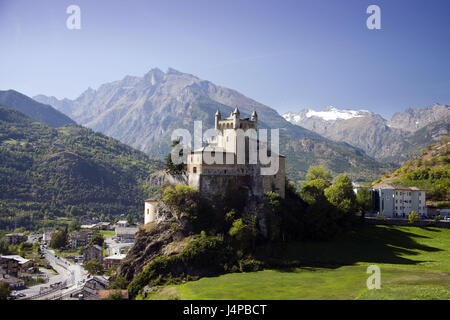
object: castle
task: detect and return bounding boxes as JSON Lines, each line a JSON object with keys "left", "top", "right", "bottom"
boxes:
{"left": 145, "top": 108, "right": 285, "bottom": 224}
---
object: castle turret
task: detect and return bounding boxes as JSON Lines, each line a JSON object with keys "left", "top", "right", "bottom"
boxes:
{"left": 215, "top": 109, "right": 221, "bottom": 130}
{"left": 251, "top": 110, "right": 258, "bottom": 130}
{"left": 232, "top": 107, "right": 240, "bottom": 129}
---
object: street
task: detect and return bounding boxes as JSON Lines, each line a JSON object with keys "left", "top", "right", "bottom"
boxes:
{"left": 17, "top": 245, "right": 88, "bottom": 300}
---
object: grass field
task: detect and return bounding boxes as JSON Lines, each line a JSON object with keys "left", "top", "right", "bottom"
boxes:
{"left": 100, "top": 230, "right": 115, "bottom": 238}
{"left": 145, "top": 225, "right": 450, "bottom": 300}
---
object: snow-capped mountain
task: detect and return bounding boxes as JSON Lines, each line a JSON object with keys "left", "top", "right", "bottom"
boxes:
{"left": 283, "top": 106, "right": 371, "bottom": 124}
{"left": 282, "top": 105, "right": 450, "bottom": 162}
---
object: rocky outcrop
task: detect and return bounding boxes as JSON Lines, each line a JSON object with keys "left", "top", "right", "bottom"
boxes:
{"left": 146, "top": 170, "right": 188, "bottom": 187}
{"left": 388, "top": 104, "right": 450, "bottom": 132}
{"left": 117, "top": 220, "right": 191, "bottom": 281}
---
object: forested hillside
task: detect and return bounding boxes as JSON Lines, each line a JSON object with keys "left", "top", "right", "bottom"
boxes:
{"left": 373, "top": 137, "right": 450, "bottom": 207}
{"left": 0, "top": 106, "right": 162, "bottom": 231}
{"left": 0, "top": 90, "right": 76, "bottom": 127}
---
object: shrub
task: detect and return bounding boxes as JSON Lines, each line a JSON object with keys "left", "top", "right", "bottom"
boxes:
{"left": 238, "top": 259, "right": 264, "bottom": 272}
{"left": 408, "top": 211, "right": 419, "bottom": 224}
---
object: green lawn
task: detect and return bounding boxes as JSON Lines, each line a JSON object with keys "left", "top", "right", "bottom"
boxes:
{"left": 100, "top": 230, "right": 115, "bottom": 238}
{"left": 55, "top": 248, "right": 79, "bottom": 258}
{"left": 146, "top": 225, "right": 450, "bottom": 300}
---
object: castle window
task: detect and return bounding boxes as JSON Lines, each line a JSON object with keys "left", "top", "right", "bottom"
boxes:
{"left": 193, "top": 167, "right": 197, "bottom": 173}
{"left": 147, "top": 209, "right": 149, "bottom": 214}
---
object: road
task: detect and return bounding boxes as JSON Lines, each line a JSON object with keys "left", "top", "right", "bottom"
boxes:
{"left": 18, "top": 246, "right": 88, "bottom": 300}
{"left": 16, "top": 231, "right": 127, "bottom": 300}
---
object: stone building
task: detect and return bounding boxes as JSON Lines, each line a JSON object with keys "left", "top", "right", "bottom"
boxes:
{"left": 144, "top": 108, "right": 286, "bottom": 224}
{"left": 83, "top": 244, "right": 103, "bottom": 264}
{"left": 68, "top": 230, "right": 94, "bottom": 249}
{"left": 186, "top": 108, "right": 285, "bottom": 199}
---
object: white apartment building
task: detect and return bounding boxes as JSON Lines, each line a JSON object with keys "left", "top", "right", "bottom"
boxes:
{"left": 372, "top": 184, "right": 427, "bottom": 218}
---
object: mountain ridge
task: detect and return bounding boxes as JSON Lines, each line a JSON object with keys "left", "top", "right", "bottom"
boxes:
{"left": 0, "top": 89, "right": 76, "bottom": 128}
{"left": 283, "top": 104, "right": 450, "bottom": 163}
{"left": 0, "top": 105, "right": 161, "bottom": 231}
{"left": 34, "top": 68, "right": 392, "bottom": 182}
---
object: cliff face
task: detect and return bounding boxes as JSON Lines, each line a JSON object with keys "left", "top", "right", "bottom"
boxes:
{"left": 117, "top": 220, "right": 191, "bottom": 280}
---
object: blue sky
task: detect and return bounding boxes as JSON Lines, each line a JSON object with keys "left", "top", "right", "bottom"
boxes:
{"left": 0, "top": 0, "right": 449, "bottom": 119}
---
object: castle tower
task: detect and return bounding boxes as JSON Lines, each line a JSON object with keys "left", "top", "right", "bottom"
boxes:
{"left": 232, "top": 107, "right": 240, "bottom": 129}
{"left": 144, "top": 199, "right": 159, "bottom": 224}
{"left": 251, "top": 110, "right": 258, "bottom": 130}
{"left": 215, "top": 109, "right": 221, "bottom": 130}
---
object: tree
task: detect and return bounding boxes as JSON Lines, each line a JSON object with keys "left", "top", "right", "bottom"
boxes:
{"left": 125, "top": 214, "right": 134, "bottom": 225}
{"left": 305, "top": 165, "right": 332, "bottom": 181}
{"left": 110, "top": 276, "right": 130, "bottom": 290}
{"left": 50, "top": 229, "right": 67, "bottom": 249}
{"left": 68, "top": 220, "right": 81, "bottom": 232}
{"left": 164, "top": 139, "right": 186, "bottom": 175}
{"left": 0, "top": 238, "right": 9, "bottom": 255}
{"left": 356, "top": 187, "right": 372, "bottom": 218}
{"left": 300, "top": 166, "right": 332, "bottom": 204}
{"left": 104, "top": 289, "right": 125, "bottom": 300}
{"left": 0, "top": 282, "right": 11, "bottom": 299}
{"left": 408, "top": 211, "right": 419, "bottom": 224}
{"left": 324, "top": 174, "right": 357, "bottom": 213}
{"left": 89, "top": 232, "right": 104, "bottom": 247}
{"left": 300, "top": 179, "right": 330, "bottom": 204}
{"left": 228, "top": 219, "right": 253, "bottom": 250}
{"left": 84, "top": 258, "right": 104, "bottom": 275}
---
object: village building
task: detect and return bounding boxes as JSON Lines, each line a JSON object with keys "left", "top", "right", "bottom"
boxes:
{"left": 68, "top": 230, "right": 94, "bottom": 249}
{"left": 103, "top": 254, "right": 126, "bottom": 270}
{"left": 83, "top": 245, "right": 103, "bottom": 264}
{"left": 42, "top": 230, "right": 57, "bottom": 245}
{"left": 69, "top": 275, "right": 110, "bottom": 300}
{"left": 116, "top": 220, "right": 129, "bottom": 228}
{"left": 0, "top": 255, "right": 32, "bottom": 276}
{"left": 115, "top": 227, "right": 138, "bottom": 243}
{"left": 4, "top": 233, "right": 27, "bottom": 245}
{"left": 0, "top": 274, "right": 25, "bottom": 289}
{"left": 372, "top": 184, "right": 427, "bottom": 218}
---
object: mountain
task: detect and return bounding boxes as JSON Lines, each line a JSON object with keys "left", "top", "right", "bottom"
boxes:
{"left": 34, "top": 68, "right": 391, "bottom": 182}
{"left": 388, "top": 104, "right": 450, "bottom": 132}
{"left": 0, "top": 90, "right": 76, "bottom": 127}
{"left": 381, "top": 115, "right": 450, "bottom": 163}
{"left": 283, "top": 106, "right": 372, "bottom": 123}
{"left": 373, "top": 137, "right": 449, "bottom": 207}
{"left": 283, "top": 105, "right": 450, "bottom": 163}
{"left": 0, "top": 105, "right": 162, "bottom": 231}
